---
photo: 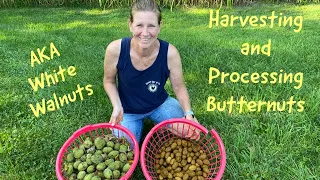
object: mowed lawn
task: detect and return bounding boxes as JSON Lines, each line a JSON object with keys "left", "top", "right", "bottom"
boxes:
{"left": 0, "top": 3, "right": 319, "bottom": 179}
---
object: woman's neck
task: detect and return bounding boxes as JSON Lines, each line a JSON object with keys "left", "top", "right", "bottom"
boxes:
{"left": 131, "top": 38, "right": 158, "bottom": 58}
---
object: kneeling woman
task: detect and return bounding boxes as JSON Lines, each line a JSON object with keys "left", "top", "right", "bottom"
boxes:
{"left": 103, "top": 0, "right": 199, "bottom": 143}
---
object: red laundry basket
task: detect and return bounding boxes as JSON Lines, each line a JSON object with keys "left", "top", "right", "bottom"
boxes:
{"left": 56, "top": 123, "right": 139, "bottom": 180}
{"left": 140, "top": 118, "right": 226, "bottom": 180}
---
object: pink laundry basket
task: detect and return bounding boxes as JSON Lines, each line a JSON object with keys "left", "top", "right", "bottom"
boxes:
{"left": 140, "top": 118, "right": 226, "bottom": 180}
{"left": 55, "top": 123, "right": 139, "bottom": 180}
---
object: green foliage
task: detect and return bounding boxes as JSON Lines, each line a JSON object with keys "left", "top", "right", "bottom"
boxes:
{"left": 0, "top": 0, "right": 319, "bottom": 8}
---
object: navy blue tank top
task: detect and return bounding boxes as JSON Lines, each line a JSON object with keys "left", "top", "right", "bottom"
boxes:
{"left": 117, "top": 38, "right": 170, "bottom": 114}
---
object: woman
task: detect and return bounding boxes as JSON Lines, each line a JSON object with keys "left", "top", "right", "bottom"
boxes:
{"left": 103, "top": 0, "right": 199, "bottom": 143}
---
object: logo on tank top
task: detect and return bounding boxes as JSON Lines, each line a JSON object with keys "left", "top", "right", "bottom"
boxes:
{"left": 146, "top": 81, "right": 160, "bottom": 93}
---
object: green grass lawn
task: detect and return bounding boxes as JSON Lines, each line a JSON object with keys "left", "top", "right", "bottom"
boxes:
{"left": 0, "top": 3, "right": 319, "bottom": 179}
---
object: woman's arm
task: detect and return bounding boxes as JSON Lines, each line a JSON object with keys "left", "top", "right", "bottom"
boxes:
{"left": 167, "top": 44, "right": 193, "bottom": 119}
{"left": 168, "top": 44, "right": 200, "bottom": 139}
{"left": 103, "top": 39, "right": 123, "bottom": 125}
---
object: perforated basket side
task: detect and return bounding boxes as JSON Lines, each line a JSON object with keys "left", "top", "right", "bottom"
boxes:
{"left": 141, "top": 119, "right": 208, "bottom": 180}
{"left": 207, "top": 129, "right": 226, "bottom": 180}
{"left": 143, "top": 126, "right": 174, "bottom": 179}
{"left": 140, "top": 118, "right": 226, "bottom": 180}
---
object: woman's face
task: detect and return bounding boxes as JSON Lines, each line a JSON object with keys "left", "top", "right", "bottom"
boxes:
{"left": 129, "top": 11, "right": 161, "bottom": 49}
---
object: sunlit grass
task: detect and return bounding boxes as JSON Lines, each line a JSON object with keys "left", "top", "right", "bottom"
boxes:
{"left": 81, "top": 8, "right": 112, "bottom": 15}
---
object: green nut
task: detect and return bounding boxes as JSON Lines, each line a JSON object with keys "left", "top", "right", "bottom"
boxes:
{"left": 122, "top": 163, "right": 131, "bottom": 173}
{"left": 85, "top": 158, "right": 92, "bottom": 165}
{"left": 119, "top": 144, "right": 128, "bottom": 153}
{"left": 87, "top": 165, "right": 95, "bottom": 173}
{"left": 80, "top": 155, "right": 86, "bottom": 162}
{"left": 103, "top": 147, "right": 113, "bottom": 154}
{"left": 114, "top": 143, "right": 120, "bottom": 150}
{"left": 106, "top": 141, "right": 114, "bottom": 148}
{"left": 96, "top": 162, "right": 107, "bottom": 171}
{"left": 91, "top": 176, "right": 101, "bottom": 180}
{"left": 83, "top": 137, "right": 93, "bottom": 149}
{"left": 107, "top": 150, "right": 119, "bottom": 159}
{"left": 86, "top": 153, "right": 93, "bottom": 159}
{"left": 73, "top": 147, "right": 84, "bottom": 159}
{"left": 66, "top": 164, "right": 73, "bottom": 175}
{"left": 94, "top": 137, "right": 106, "bottom": 150}
{"left": 79, "top": 144, "right": 85, "bottom": 150}
{"left": 119, "top": 161, "right": 124, "bottom": 169}
{"left": 108, "top": 161, "right": 121, "bottom": 171}
{"left": 105, "top": 159, "right": 114, "bottom": 166}
{"left": 87, "top": 146, "right": 96, "bottom": 154}
{"left": 77, "top": 171, "right": 86, "bottom": 179}
{"left": 119, "top": 153, "right": 127, "bottom": 163}
{"left": 127, "top": 151, "right": 134, "bottom": 160}
{"left": 66, "top": 153, "right": 75, "bottom": 162}
{"left": 95, "top": 150, "right": 103, "bottom": 155}
{"left": 73, "top": 160, "right": 81, "bottom": 169}
{"left": 84, "top": 173, "right": 94, "bottom": 180}
{"left": 77, "top": 162, "right": 88, "bottom": 171}
{"left": 68, "top": 173, "right": 77, "bottom": 180}
{"left": 103, "top": 168, "right": 113, "bottom": 179}
{"left": 113, "top": 170, "right": 121, "bottom": 179}
{"left": 91, "top": 154, "right": 103, "bottom": 164}
{"left": 86, "top": 154, "right": 93, "bottom": 165}
{"left": 101, "top": 153, "right": 107, "bottom": 160}
{"left": 96, "top": 171, "right": 104, "bottom": 178}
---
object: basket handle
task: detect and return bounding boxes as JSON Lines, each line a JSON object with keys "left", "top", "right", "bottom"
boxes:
{"left": 210, "top": 129, "right": 226, "bottom": 180}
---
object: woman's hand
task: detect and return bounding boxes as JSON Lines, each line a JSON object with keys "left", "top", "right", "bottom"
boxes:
{"left": 109, "top": 106, "right": 124, "bottom": 126}
{"left": 170, "top": 116, "right": 201, "bottom": 141}
{"left": 184, "top": 114, "right": 196, "bottom": 121}
{"left": 184, "top": 115, "right": 201, "bottom": 140}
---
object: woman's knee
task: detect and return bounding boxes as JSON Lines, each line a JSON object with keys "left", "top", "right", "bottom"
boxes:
{"left": 120, "top": 116, "right": 144, "bottom": 143}
{"left": 150, "top": 97, "right": 184, "bottom": 123}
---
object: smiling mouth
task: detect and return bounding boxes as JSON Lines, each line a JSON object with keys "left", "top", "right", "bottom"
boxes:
{"left": 140, "top": 38, "right": 150, "bottom": 42}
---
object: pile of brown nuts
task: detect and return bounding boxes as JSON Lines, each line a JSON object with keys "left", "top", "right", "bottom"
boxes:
{"left": 155, "top": 138, "right": 210, "bottom": 180}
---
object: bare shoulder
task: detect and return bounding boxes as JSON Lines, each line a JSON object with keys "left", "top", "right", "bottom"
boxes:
{"left": 105, "top": 39, "right": 122, "bottom": 63}
{"left": 167, "top": 43, "right": 182, "bottom": 70}
{"left": 106, "top": 39, "right": 121, "bottom": 52}
{"left": 167, "top": 43, "right": 180, "bottom": 60}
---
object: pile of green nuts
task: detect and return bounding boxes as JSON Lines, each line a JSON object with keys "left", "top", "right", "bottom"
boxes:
{"left": 62, "top": 134, "right": 134, "bottom": 180}
{"left": 155, "top": 138, "right": 210, "bottom": 180}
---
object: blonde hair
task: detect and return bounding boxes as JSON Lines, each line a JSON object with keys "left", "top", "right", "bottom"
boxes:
{"left": 130, "top": 0, "right": 162, "bottom": 25}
